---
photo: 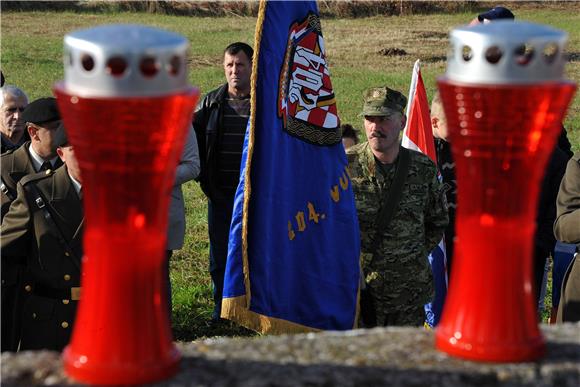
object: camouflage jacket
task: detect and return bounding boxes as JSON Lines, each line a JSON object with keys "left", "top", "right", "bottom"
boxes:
{"left": 347, "top": 142, "right": 448, "bottom": 318}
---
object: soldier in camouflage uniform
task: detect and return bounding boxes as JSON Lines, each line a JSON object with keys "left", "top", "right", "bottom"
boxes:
{"left": 347, "top": 86, "right": 448, "bottom": 326}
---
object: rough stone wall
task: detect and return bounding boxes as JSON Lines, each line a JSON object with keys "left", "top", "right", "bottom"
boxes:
{"left": 2, "top": 324, "right": 579, "bottom": 386}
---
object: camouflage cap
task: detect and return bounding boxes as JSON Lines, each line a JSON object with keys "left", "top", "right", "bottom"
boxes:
{"left": 362, "top": 87, "right": 407, "bottom": 117}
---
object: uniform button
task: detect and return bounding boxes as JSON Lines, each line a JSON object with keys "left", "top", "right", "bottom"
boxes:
{"left": 62, "top": 299, "right": 70, "bottom": 305}
{"left": 64, "top": 274, "right": 71, "bottom": 281}
{"left": 61, "top": 322, "right": 69, "bottom": 329}
{"left": 32, "top": 313, "right": 37, "bottom": 319}
{"left": 25, "top": 285, "right": 32, "bottom": 292}
{"left": 65, "top": 252, "right": 70, "bottom": 257}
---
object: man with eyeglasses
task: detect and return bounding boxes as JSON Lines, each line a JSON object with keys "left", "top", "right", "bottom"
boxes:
{"left": 1, "top": 85, "right": 29, "bottom": 154}
{"left": 1, "top": 97, "right": 62, "bottom": 351}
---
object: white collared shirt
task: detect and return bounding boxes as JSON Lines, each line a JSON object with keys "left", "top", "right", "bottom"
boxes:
{"left": 28, "top": 144, "right": 59, "bottom": 172}
{"left": 68, "top": 172, "right": 82, "bottom": 196}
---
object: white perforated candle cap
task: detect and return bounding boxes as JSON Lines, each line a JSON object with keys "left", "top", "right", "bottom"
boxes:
{"left": 63, "top": 24, "right": 189, "bottom": 97}
{"left": 446, "top": 21, "right": 568, "bottom": 84}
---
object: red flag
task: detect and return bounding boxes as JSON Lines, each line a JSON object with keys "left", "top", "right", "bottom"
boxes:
{"left": 402, "top": 59, "right": 447, "bottom": 327}
{"left": 402, "top": 59, "right": 436, "bottom": 163}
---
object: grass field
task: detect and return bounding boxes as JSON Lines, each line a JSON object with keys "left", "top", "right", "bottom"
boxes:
{"left": 2, "top": 5, "right": 579, "bottom": 341}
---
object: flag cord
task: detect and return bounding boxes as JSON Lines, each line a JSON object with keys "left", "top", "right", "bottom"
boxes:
{"left": 239, "top": 0, "right": 267, "bottom": 308}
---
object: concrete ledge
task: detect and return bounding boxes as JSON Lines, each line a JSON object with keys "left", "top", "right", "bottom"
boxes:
{"left": 2, "top": 323, "right": 579, "bottom": 386}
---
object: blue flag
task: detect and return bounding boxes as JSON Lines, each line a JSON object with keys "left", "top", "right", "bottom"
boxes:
{"left": 221, "top": 0, "right": 361, "bottom": 333}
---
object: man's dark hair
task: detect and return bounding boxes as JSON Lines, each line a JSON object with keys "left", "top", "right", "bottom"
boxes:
{"left": 224, "top": 42, "right": 254, "bottom": 62}
{"left": 341, "top": 124, "right": 359, "bottom": 144}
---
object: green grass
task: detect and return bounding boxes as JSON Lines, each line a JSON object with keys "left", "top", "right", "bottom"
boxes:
{"left": 541, "top": 257, "right": 554, "bottom": 324}
{"left": 2, "top": 6, "right": 578, "bottom": 339}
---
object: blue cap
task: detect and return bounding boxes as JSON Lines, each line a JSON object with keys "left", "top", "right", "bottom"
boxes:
{"left": 478, "top": 6, "right": 515, "bottom": 22}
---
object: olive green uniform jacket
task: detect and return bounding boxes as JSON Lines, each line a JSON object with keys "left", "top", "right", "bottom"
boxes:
{"left": 1, "top": 142, "right": 38, "bottom": 221}
{"left": 347, "top": 142, "right": 448, "bottom": 326}
{"left": 1, "top": 142, "right": 62, "bottom": 351}
{"left": 1, "top": 165, "right": 83, "bottom": 351}
{"left": 1, "top": 143, "right": 36, "bottom": 351}
{"left": 554, "top": 152, "right": 580, "bottom": 323}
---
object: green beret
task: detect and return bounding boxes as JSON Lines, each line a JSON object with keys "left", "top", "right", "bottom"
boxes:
{"left": 22, "top": 97, "right": 60, "bottom": 125}
{"left": 361, "top": 87, "right": 407, "bottom": 117}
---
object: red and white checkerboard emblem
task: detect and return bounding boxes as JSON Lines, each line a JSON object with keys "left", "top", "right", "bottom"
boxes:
{"left": 278, "top": 13, "right": 340, "bottom": 146}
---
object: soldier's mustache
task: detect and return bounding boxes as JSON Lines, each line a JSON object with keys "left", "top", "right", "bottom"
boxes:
{"left": 370, "top": 132, "right": 386, "bottom": 139}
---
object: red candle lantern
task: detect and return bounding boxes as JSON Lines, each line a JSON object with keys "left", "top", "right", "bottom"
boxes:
{"left": 54, "top": 25, "right": 199, "bottom": 384}
{"left": 435, "top": 21, "right": 576, "bottom": 362}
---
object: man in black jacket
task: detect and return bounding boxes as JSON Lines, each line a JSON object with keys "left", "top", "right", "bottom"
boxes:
{"left": 193, "top": 42, "right": 253, "bottom": 321}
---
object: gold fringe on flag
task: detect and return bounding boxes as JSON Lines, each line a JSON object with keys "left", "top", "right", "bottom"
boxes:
{"left": 222, "top": 297, "right": 320, "bottom": 335}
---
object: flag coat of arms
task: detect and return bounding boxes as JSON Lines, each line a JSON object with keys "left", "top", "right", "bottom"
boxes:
{"left": 221, "top": 0, "right": 361, "bottom": 333}
{"left": 402, "top": 59, "right": 448, "bottom": 327}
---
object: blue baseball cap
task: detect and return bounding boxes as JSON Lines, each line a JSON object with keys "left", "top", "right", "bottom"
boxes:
{"left": 478, "top": 6, "right": 515, "bottom": 22}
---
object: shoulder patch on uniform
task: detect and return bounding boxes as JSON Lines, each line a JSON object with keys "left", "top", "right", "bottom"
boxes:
{"left": 19, "top": 170, "right": 54, "bottom": 186}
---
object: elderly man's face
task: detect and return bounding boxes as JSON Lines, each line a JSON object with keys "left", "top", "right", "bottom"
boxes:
{"left": 364, "top": 113, "right": 405, "bottom": 154}
{"left": 28, "top": 119, "right": 62, "bottom": 159}
{"left": 224, "top": 51, "right": 252, "bottom": 96}
{"left": 1, "top": 93, "right": 28, "bottom": 141}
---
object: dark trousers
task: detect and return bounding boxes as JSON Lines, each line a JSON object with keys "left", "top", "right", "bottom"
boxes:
{"left": 557, "top": 255, "right": 580, "bottom": 323}
{"left": 165, "top": 250, "right": 173, "bottom": 321}
{"left": 1, "top": 265, "right": 29, "bottom": 352}
{"left": 1, "top": 283, "right": 18, "bottom": 352}
{"left": 360, "top": 287, "right": 426, "bottom": 328}
{"left": 208, "top": 198, "right": 234, "bottom": 320}
{"left": 383, "top": 305, "right": 426, "bottom": 327}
